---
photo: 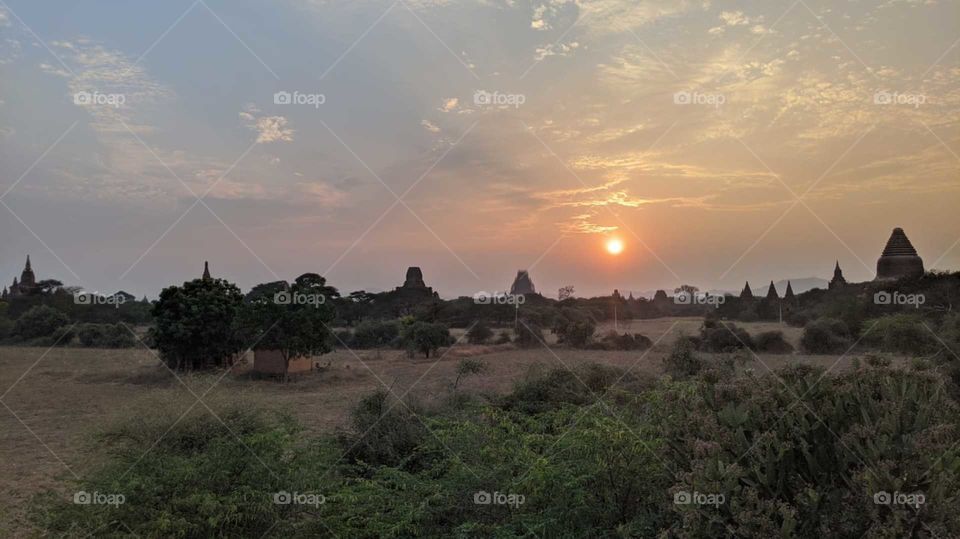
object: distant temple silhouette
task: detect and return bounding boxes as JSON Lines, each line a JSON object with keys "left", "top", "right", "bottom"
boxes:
{"left": 3, "top": 256, "right": 39, "bottom": 299}
{"left": 510, "top": 270, "right": 536, "bottom": 295}
{"left": 829, "top": 261, "right": 847, "bottom": 290}
{"left": 876, "top": 227, "right": 924, "bottom": 280}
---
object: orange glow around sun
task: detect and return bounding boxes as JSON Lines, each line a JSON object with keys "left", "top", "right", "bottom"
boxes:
{"left": 605, "top": 238, "right": 624, "bottom": 255}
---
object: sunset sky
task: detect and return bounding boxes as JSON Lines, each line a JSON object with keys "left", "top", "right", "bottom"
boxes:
{"left": 0, "top": 0, "right": 957, "bottom": 298}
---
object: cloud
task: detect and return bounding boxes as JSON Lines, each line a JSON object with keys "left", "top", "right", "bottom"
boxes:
{"left": 534, "top": 41, "right": 579, "bottom": 61}
{"left": 0, "top": 8, "right": 9, "bottom": 27}
{"left": 440, "top": 97, "right": 459, "bottom": 112}
{"left": 709, "top": 10, "right": 767, "bottom": 35}
{"left": 240, "top": 104, "right": 294, "bottom": 144}
{"left": 421, "top": 119, "right": 441, "bottom": 133}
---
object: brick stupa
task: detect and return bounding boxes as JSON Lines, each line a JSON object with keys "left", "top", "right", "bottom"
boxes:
{"left": 876, "top": 228, "right": 924, "bottom": 281}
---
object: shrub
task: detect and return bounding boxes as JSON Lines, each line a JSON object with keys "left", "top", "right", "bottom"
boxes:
{"left": 341, "top": 389, "right": 426, "bottom": 467}
{"left": 32, "top": 404, "right": 322, "bottom": 538}
{"left": 555, "top": 320, "right": 596, "bottom": 348}
{"left": 599, "top": 331, "right": 652, "bottom": 350}
{"left": 801, "top": 317, "right": 851, "bottom": 354}
{"left": 76, "top": 323, "right": 137, "bottom": 348}
{"left": 699, "top": 320, "right": 754, "bottom": 352}
{"left": 453, "top": 358, "right": 486, "bottom": 389}
{"left": 494, "top": 330, "right": 511, "bottom": 344}
{"left": 514, "top": 320, "right": 544, "bottom": 348}
{"left": 662, "top": 336, "right": 702, "bottom": 378}
{"left": 654, "top": 363, "right": 960, "bottom": 537}
{"left": 504, "top": 366, "right": 601, "bottom": 413}
{"left": 0, "top": 314, "right": 12, "bottom": 339}
{"left": 754, "top": 330, "right": 794, "bottom": 353}
{"left": 466, "top": 321, "right": 493, "bottom": 344}
{"left": 13, "top": 305, "right": 70, "bottom": 339}
{"left": 859, "top": 314, "right": 939, "bottom": 355}
{"left": 400, "top": 321, "right": 452, "bottom": 358}
{"left": 352, "top": 319, "right": 401, "bottom": 348}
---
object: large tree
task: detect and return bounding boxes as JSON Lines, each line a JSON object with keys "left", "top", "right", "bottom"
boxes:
{"left": 240, "top": 273, "right": 337, "bottom": 380}
{"left": 152, "top": 276, "right": 245, "bottom": 370}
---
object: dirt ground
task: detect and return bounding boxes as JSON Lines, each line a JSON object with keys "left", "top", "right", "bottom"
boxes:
{"left": 0, "top": 318, "right": 861, "bottom": 535}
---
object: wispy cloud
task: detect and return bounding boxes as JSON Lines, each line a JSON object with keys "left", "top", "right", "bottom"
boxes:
{"left": 240, "top": 104, "right": 294, "bottom": 144}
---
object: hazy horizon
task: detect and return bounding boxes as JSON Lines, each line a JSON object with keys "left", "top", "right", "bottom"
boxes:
{"left": 1, "top": 0, "right": 957, "bottom": 299}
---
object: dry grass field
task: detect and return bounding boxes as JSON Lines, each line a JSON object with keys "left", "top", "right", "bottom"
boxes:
{"left": 0, "top": 317, "right": 866, "bottom": 535}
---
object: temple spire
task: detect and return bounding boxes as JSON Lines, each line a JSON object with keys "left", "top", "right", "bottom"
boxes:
{"left": 766, "top": 281, "right": 779, "bottom": 300}
{"left": 740, "top": 281, "right": 754, "bottom": 300}
{"left": 202, "top": 261, "right": 211, "bottom": 280}
{"left": 24, "top": 255, "right": 31, "bottom": 272}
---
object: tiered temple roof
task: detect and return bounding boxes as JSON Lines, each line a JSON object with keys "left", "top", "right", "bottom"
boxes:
{"left": 876, "top": 228, "right": 924, "bottom": 280}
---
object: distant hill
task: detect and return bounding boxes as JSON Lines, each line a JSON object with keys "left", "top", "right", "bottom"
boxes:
{"left": 627, "top": 278, "right": 829, "bottom": 300}
{"left": 774, "top": 277, "right": 829, "bottom": 294}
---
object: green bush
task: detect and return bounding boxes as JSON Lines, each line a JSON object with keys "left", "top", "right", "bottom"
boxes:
{"left": 400, "top": 321, "right": 452, "bottom": 357}
{"left": 754, "top": 330, "right": 794, "bottom": 353}
{"left": 30, "top": 361, "right": 960, "bottom": 538}
{"left": 663, "top": 336, "right": 703, "bottom": 378}
{"left": 699, "top": 320, "right": 754, "bottom": 352}
{"left": 76, "top": 323, "right": 137, "bottom": 348}
{"left": 859, "top": 314, "right": 939, "bottom": 355}
{"left": 341, "top": 389, "right": 427, "bottom": 468}
{"left": 801, "top": 317, "right": 852, "bottom": 354}
{"left": 599, "top": 331, "right": 653, "bottom": 350}
{"left": 13, "top": 305, "right": 70, "bottom": 339}
{"left": 465, "top": 321, "right": 493, "bottom": 344}
{"left": 555, "top": 319, "right": 595, "bottom": 348}
{"left": 514, "top": 320, "right": 544, "bottom": 348}
{"left": 32, "top": 404, "right": 327, "bottom": 538}
{"left": 352, "top": 319, "right": 401, "bottom": 348}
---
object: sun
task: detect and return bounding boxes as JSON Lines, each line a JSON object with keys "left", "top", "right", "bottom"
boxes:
{"left": 605, "top": 238, "right": 624, "bottom": 255}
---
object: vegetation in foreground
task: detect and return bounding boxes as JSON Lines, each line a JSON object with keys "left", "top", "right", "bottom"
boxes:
{"left": 32, "top": 357, "right": 960, "bottom": 538}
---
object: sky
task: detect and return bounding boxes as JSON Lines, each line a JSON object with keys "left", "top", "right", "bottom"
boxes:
{"left": 0, "top": 0, "right": 957, "bottom": 299}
